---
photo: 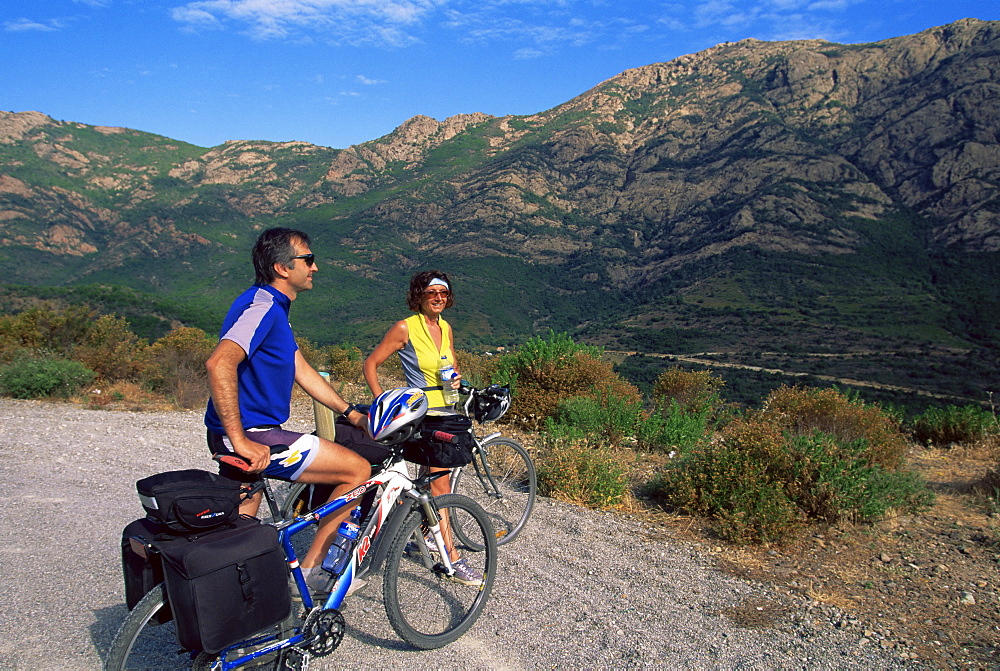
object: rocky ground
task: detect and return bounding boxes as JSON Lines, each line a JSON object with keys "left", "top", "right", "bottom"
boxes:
{"left": 635, "top": 444, "right": 1000, "bottom": 669}
{"left": 5, "top": 386, "right": 997, "bottom": 669}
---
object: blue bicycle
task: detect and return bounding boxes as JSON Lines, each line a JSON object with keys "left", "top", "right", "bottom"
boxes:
{"left": 105, "top": 427, "right": 498, "bottom": 669}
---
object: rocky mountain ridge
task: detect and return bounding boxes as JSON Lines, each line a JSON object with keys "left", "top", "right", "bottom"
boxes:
{"left": 1, "top": 19, "right": 998, "bottom": 357}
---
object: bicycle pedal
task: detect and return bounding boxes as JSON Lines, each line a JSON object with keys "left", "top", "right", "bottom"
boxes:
{"left": 281, "top": 647, "right": 310, "bottom": 671}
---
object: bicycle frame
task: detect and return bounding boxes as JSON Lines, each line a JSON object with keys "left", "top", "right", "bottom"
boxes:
{"left": 209, "top": 458, "right": 455, "bottom": 670}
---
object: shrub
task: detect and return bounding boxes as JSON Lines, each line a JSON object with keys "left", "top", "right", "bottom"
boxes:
{"left": 296, "top": 337, "right": 324, "bottom": 370}
{"left": 756, "top": 385, "right": 908, "bottom": 469}
{"left": 75, "top": 314, "right": 148, "bottom": 382}
{"left": 318, "top": 343, "right": 364, "bottom": 384}
{"left": 651, "top": 367, "right": 725, "bottom": 415}
{"left": 650, "top": 436, "right": 800, "bottom": 544}
{"left": 783, "top": 432, "right": 932, "bottom": 523}
{"left": 647, "top": 389, "right": 932, "bottom": 544}
{"left": 546, "top": 386, "right": 643, "bottom": 447}
{"left": 536, "top": 434, "right": 629, "bottom": 509}
{"left": 0, "top": 305, "right": 95, "bottom": 362}
{"left": 142, "top": 327, "right": 216, "bottom": 408}
{"left": 0, "top": 355, "right": 95, "bottom": 399}
{"left": 455, "top": 349, "right": 498, "bottom": 388}
{"left": 492, "top": 331, "right": 640, "bottom": 430}
{"left": 637, "top": 400, "right": 714, "bottom": 453}
{"left": 911, "top": 404, "right": 998, "bottom": 447}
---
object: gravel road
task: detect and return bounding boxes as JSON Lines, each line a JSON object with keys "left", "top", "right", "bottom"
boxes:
{"left": 0, "top": 398, "right": 911, "bottom": 669}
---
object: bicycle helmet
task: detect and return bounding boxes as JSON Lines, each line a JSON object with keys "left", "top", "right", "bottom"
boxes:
{"left": 367, "top": 387, "right": 428, "bottom": 445}
{"left": 473, "top": 385, "right": 511, "bottom": 423}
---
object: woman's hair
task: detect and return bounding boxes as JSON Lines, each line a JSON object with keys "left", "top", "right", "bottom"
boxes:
{"left": 252, "top": 227, "right": 310, "bottom": 285}
{"left": 407, "top": 270, "right": 455, "bottom": 312}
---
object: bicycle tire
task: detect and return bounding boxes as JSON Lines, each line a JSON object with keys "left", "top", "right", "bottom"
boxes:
{"left": 104, "top": 583, "right": 189, "bottom": 671}
{"left": 277, "top": 481, "right": 313, "bottom": 520}
{"left": 382, "top": 493, "right": 497, "bottom": 650}
{"left": 452, "top": 437, "right": 536, "bottom": 548}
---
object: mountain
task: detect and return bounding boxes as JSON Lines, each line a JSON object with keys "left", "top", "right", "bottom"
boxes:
{"left": 1, "top": 19, "right": 998, "bottom": 403}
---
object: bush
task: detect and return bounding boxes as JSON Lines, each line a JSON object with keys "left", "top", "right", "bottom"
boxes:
{"left": 296, "top": 337, "right": 324, "bottom": 371}
{"left": 323, "top": 344, "right": 364, "bottom": 385}
{"left": 637, "top": 400, "right": 714, "bottom": 453}
{"left": 0, "top": 355, "right": 95, "bottom": 399}
{"left": 650, "top": 436, "right": 799, "bottom": 543}
{"left": 546, "top": 386, "right": 643, "bottom": 447}
{"left": 142, "top": 327, "right": 216, "bottom": 408}
{"left": 651, "top": 367, "right": 725, "bottom": 415}
{"left": 75, "top": 314, "right": 148, "bottom": 382}
{"left": 911, "top": 404, "right": 998, "bottom": 447}
{"left": 756, "top": 385, "right": 908, "bottom": 469}
{"left": 0, "top": 305, "right": 96, "bottom": 362}
{"left": 536, "top": 434, "right": 629, "bottom": 509}
{"left": 455, "top": 349, "right": 498, "bottom": 388}
{"left": 492, "top": 331, "right": 640, "bottom": 430}
{"left": 647, "top": 388, "right": 932, "bottom": 544}
{"left": 783, "top": 432, "right": 932, "bottom": 523}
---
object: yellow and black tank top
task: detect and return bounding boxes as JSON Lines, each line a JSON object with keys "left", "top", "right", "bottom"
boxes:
{"left": 398, "top": 313, "right": 454, "bottom": 409}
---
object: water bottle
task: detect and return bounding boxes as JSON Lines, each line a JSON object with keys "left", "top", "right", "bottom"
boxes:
{"left": 439, "top": 356, "right": 459, "bottom": 405}
{"left": 321, "top": 505, "right": 362, "bottom": 576}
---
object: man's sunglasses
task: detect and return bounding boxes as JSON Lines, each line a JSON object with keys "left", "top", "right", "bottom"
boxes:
{"left": 290, "top": 253, "right": 316, "bottom": 266}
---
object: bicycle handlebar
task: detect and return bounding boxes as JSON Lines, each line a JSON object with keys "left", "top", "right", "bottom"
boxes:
{"left": 429, "top": 430, "right": 458, "bottom": 444}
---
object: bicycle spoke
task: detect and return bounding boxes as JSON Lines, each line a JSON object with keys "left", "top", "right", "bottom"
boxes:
{"left": 453, "top": 437, "right": 536, "bottom": 546}
{"left": 382, "top": 495, "right": 496, "bottom": 649}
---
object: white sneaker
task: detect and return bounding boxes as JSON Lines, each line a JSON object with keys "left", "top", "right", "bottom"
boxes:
{"left": 345, "top": 577, "right": 368, "bottom": 596}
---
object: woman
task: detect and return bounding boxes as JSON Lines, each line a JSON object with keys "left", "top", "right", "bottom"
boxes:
{"left": 363, "top": 270, "right": 481, "bottom": 585}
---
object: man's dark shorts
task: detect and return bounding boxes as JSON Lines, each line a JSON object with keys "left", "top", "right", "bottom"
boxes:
{"left": 207, "top": 419, "right": 391, "bottom": 482}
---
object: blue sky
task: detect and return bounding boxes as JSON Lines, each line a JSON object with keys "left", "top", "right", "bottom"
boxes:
{"left": 2, "top": 1, "right": 996, "bottom": 149}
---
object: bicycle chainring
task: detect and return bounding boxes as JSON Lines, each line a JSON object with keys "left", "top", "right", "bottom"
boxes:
{"left": 302, "top": 607, "right": 345, "bottom": 658}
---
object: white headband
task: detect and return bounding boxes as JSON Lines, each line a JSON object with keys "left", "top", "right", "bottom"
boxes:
{"left": 427, "top": 278, "right": 449, "bottom": 290}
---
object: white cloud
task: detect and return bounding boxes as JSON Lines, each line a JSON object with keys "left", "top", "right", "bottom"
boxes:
{"left": 513, "top": 46, "right": 544, "bottom": 59}
{"left": 170, "top": 0, "right": 442, "bottom": 43}
{"left": 4, "top": 18, "right": 59, "bottom": 32}
{"left": 356, "top": 75, "right": 387, "bottom": 85}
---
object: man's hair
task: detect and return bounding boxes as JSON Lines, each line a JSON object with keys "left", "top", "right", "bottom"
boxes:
{"left": 407, "top": 270, "right": 454, "bottom": 312}
{"left": 252, "top": 227, "right": 311, "bottom": 285}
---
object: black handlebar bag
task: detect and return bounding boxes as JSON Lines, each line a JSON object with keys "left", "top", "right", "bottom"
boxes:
{"left": 402, "top": 414, "right": 475, "bottom": 468}
{"left": 152, "top": 516, "right": 291, "bottom": 654}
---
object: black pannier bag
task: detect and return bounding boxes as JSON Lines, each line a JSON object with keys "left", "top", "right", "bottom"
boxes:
{"left": 120, "top": 517, "right": 172, "bottom": 624}
{"left": 152, "top": 516, "right": 291, "bottom": 654}
{"left": 403, "top": 413, "right": 475, "bottom": 467}
{"left": 136, "top": 469, "right": 242, "bottom": 532}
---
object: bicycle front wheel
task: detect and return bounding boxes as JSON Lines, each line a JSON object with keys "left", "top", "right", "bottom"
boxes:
{"left": 382, "top": 494, "right": 497, "bottom": 650}
{"left": 452, "top": 437, "right": 536, "bottom": 547}
{"left": 104, "top": 583, "right": 189, "bottom": 670}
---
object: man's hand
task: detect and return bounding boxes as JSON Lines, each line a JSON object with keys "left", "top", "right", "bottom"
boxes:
{"left": 233, "top": 438, "right": 271, "bottom": 473}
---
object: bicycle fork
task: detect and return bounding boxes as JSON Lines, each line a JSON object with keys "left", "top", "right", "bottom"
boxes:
{"left": 407, "top": 481, "right": 458, "bottom": 576}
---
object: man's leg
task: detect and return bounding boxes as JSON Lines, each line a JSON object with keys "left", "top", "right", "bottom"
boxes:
{"left": 297, "top": 438, "right": 371, "bottom": 569}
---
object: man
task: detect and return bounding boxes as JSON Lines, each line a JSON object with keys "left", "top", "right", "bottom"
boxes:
{"left": 205, "top": 227, "right": 369, "bottom": 589}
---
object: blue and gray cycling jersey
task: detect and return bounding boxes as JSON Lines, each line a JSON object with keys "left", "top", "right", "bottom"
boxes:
{"left": 205, "top": 284, "right": 298, "bottom": 434}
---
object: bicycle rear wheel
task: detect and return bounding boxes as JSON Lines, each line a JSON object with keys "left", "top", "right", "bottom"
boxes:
{"left": 105, "top": 582, "right": 291, "bottom": 671}
{"left": 104, "top": 584, "right": 190, "bottom": 670}
{"left": 382, "top": 494, "right": 497, "bottom": 650}
{"left": 452, "top": 437, "right": 535, "bottom": 548}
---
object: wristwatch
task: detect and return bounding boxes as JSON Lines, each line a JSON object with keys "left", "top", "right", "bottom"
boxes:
{"left": 340, "top": 404, "right": 358, "bottom": 420}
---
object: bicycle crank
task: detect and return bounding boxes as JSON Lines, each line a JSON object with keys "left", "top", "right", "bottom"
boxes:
{"left": 302, "top": 607, "right": 345, "bottom": 658}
